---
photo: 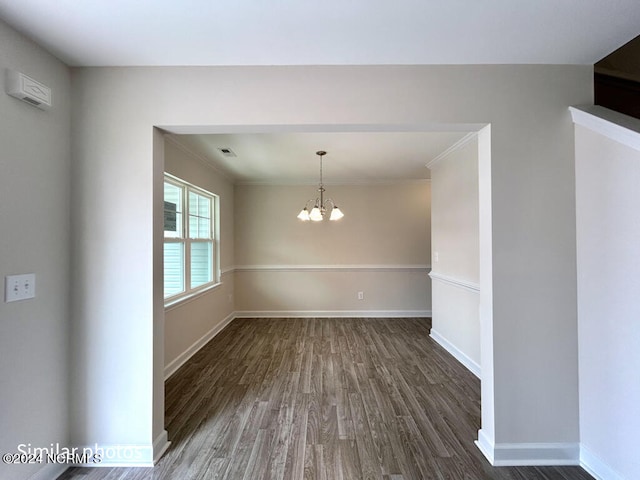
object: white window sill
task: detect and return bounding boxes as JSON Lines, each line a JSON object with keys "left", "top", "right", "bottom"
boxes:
{"left": 164, "top": 281, "right": 223, "bottom": 311}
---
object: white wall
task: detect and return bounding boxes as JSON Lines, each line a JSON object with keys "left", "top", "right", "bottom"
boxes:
{"left": 0, "top": 19, "right": 71, "bottom": 480}
{"left": 234, "top": 182, "right": 431, "bottom": 316}
{"left": 573, "top": 108, "right": 640, "bottom": 480}
{"left": 68, "top": 65, "right": 591, "bottom": 465}
{"left": 163, "top": 137, "right": 235, "bottom": 376}
{"left": 429, "top": 136, "right": 480, "bottom": 376}
{"left": 69, "top": 70, "right": 158, "bottom": 459}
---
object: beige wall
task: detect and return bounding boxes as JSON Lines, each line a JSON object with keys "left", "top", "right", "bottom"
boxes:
{"left": 235, "top": 183, "right": 430, "bottom": 265}
{"left": 429, "top": 137, "right": 480, "bottom": 375}
{"left": 430, "top": 138, "right": 479, "bottom": 283}
{"left": 164, "top": 137, "right": 235, "bottom": 271}
{"left": 234, "top": 182, "right": 431, "bottom": 315}
{"left": 163, "top": 138, "right": 235, "bottom": 374}
{"left": 0, "top": 19, "right": 71, "bottom": 480}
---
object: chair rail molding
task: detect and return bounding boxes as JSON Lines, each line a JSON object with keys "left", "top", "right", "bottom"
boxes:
{"left": 429, "top": 271, "right": 480, "bottom": 292}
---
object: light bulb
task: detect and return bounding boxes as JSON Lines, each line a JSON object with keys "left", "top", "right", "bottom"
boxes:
{"left": 297, "top": 208, "right": 310, "bottom": 221}
{"left": 329, "top": 206, "right": 344, "bottom": 221}
{"left": 309, "top": 206, "right": 323, "bottom": 221}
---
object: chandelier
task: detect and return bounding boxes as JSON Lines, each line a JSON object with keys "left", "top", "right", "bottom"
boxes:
{"left": 297, "top": 150, "right": 344, "bottom": 222}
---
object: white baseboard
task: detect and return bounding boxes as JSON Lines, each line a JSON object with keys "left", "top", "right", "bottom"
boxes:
{"left": 429, "top": 329, "right": 481, "bottom": 378}
{"left": 580, "top": 445, "right": 625, "bottom": 480}
{"left": 164, "top": 312, "right": 235, "bottom": 380}
{"left": 475, "top": 429, "right": 495, "bottom": 464}
{"left": 153, "top": 430, "right": 170, "bottom": 464}
{"left": 234, "top": 310, "right": 432, "bottom": 319}
{"left": 475, "top": 433, "right": 579, "bottom": 466}
{"left": 31, "top": 464, "right": 68, "bottom": 480}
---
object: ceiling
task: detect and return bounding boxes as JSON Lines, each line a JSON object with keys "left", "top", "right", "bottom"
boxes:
{"left": 2, "top": 1, "right": 638, "bottom": 183}
{"left": 1, "top": 0, "right": 639, "bottom": 67}
{"left": 168, "top": 131, "right": 470, "bottom": 184}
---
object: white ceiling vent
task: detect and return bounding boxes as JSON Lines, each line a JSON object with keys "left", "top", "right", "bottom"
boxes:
{"left": 5, "top": 69, "right": 52, "bottom": 110}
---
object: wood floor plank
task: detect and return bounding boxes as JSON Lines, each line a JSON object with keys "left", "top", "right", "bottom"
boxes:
{"left": 335, "top": 386, "right": 353, "bottom": 441}
{"left": 359, "top": 378, "right": 401, "bottom": 476}
{"left": 264, "top": 401, "right": 295, "bottom": 480}
{"left": 58, "top": 318, "right": 594, "bottom": 480}
{"left": 337, "top": 439, "right": 363, "bottom": 480}
{"left": 283, "top": 392, "right": 310, "bottom": 480}
{"left": 349, "top": 391, "right": 383, "bottom": 480}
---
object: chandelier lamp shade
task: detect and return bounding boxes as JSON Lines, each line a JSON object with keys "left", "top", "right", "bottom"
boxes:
{"left": 297, "top": 151, "right": 344, "bottom": 222}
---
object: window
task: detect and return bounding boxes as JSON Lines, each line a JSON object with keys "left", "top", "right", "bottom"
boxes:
{"left": 164, "top": 174, "right": 219, "bottom": 302}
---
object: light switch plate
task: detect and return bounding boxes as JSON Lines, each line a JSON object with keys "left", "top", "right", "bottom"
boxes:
{"left": 5, "top": 274, "right": 36, "bottom": 302}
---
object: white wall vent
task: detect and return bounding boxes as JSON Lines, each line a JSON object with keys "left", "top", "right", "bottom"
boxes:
{"left": 5, "top": 69, "right": 52, "bottom": 110}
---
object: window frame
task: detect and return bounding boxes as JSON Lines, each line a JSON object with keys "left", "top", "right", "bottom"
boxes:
{"left": 164, "top": 173, "right": 220, "bottom": 306}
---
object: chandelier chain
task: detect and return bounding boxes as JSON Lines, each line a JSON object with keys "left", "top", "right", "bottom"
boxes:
{"left": 318, "top": 150, "right": 324, "bottom": 188}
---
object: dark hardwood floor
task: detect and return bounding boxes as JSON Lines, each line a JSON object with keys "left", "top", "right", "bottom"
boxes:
{"left": 59, "top": 317, "right": 592, "bottom": 480}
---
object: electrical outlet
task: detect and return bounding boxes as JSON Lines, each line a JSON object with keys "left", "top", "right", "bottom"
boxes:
{"left": 5, "top": 274, "right": 36, "bottom": 302}
{"left": 357, "top": 291, "right": 364, "bottom": 300}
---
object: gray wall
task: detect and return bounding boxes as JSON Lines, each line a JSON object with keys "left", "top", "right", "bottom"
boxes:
{"left": 68, "top": 64, "right": 591, "bottom": 464}
{"left": 0, "top": 19, "right": 71, "bottom": 480}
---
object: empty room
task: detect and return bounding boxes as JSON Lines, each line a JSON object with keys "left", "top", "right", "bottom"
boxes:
{"left": 1, "top": 2, "right": 640, "bottom": 480}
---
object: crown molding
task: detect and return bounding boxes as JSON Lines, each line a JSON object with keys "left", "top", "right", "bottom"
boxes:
{"left": 164, "top": 134, "right": 234, "bottom": 181}
{"left": 426, "top": 131, "right": 479, "bottom": 169}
